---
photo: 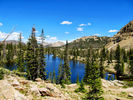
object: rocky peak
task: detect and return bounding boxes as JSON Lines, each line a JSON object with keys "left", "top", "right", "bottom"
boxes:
{"left": 118, "top": 20, "right": 133, "bottom": 34}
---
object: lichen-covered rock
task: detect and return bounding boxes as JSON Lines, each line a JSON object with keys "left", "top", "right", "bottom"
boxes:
{"left": 12, "top": 79, "right": 20, "bottom": 87}
{"left": 128, "top": 93, "right": 133, "bottom": 98}
{"left": 39, "top": 88, "right": 53, "bottom": 96}
{"left": 35, "top": 78, "right": 42, "bottom": 82}
{"left": 30, "top": 84, "right": 41, "bottom": 96}
{"left": 0, "top": 80, "right": 27, "bottom": 100}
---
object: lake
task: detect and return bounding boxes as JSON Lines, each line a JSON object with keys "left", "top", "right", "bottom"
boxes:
{"left": 6, "top": 54, "right": 115, "bottom": 83}
{"left": 46, "top": 55, "right": 85, "bottom": 83}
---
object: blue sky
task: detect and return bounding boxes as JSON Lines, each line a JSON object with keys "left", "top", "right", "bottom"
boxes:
{"left": 0, "top": 0, "right": 133, "bottom": 43}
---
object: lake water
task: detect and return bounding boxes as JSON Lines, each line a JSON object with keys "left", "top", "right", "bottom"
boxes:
{"left": 6, "top": 54, "right": 115, "bottom": 83}
{"left": 46, "top": 55, "right": 85, "bottom": 83}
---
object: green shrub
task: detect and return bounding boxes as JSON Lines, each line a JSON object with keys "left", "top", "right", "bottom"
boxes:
{"left": 0, "top": 69, "right": 4, "bottom": 80}
{"left": 125, "top": 81, "right": 133, "bottom": 87}
{"left": 75, "top": 80, "right": 86, "bottom": 93}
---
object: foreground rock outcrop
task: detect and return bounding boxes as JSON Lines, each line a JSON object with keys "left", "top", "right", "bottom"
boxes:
{"left": 0, "top": 75, "right": 74, "bottom": 100}
{"left": 0, "top": 73, "right": 133, "bottom": 100}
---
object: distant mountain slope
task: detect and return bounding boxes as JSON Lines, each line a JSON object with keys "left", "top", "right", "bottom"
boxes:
{"left": 106, "top": 20, "right": 133, "bottom": 50}
{"left": 43, "top": 41, "right": 65, "bottom": 47}
{"left": 48, "top": 41, "right": 65, "bottom": 47}
{"left": 0, "top": 40, "right": 23, "bottom": 45}
{"left": 67, "top": 36, "right": 110, "bottom": 49}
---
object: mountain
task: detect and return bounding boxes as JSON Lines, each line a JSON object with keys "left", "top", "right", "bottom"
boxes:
{"left": 67, "top": 36, "right": 110, "bottom": 49}
{"left": 43, "top": 41, "right": 65, "bottom": 47}
{"left": 106, "top": 20, "right": 133, "bottom": 50}
{"left": 48, "top": 41, "right": 65, "bottom": 47}
{"left": 0, "top": 40, "right": 24, "bottom": 45}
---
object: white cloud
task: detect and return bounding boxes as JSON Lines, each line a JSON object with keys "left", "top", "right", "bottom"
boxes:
{"left": 88, "top": 23, "right": 92, "bottom": 26}
{"left": 46, "top": 35, "right": 50, "bottom": 38}
{"left": 65, "top": 32, "right": 69, "bottom": 34}
{"left": 108, "top": 29, "right": 118, "bottom": 33}
{"left": 0, "top": 31, "right": 24, "bottom": 41}
{"left": 77, "top": 27, "right": 83, "bottom": 31}
{"left": 79, "top": 24, "right": 86, "bottom": 26}
{"left": 79, "top": 23, "right": 91, "bottom": 27}
{"left": 60, "top": 21, "right": 72, "bottom": 25}
{"left": 94, "top": 33, "right": 101, "bottom": 36}
{"left": 0, "top": 22, "right": 3, "bottom": 26}
{"left": 42, "top": 35, "right": 58, "bottom": 43}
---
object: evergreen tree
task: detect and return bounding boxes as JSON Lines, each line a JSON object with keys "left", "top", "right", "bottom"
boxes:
{"left": 121, "top": 61, "right": 125, "bottom": 75}
{"left": 62, "top": 41, "right": 71, "bottom": 84}
{"left": 129, "top": 49, "right": 133, "bottom": 78}
{"left": 26, "top": 27, "right": 39, "bottom": 80}
{"left": 52, "top": 70, "right": 56, "bottom": 83}
{"left": 6, "top": 43, "right": 14, "bottom": 68}
{"left": 57, "top": 61, "right": 63, "bottom": 84}
{"left": 76, "top": 73, "right": 79, "bottom": 85}
{"left": 110, "top": 49, "right": 113, "bottom": 63}
{"left": 106, "top": 50, "right": 110, "bottom": 64}
{"left": 75, "top": 80, "right": 86, "bottom": 93}
{"left": 99, "top": 56, "right": 105, "bottom": 78}
{"left": 37, "top": 29, "right": 46, "bottom": 80}
{"left": 122, "top": 48, "right": 127, "bottom": 62}
{"left": 48, "top": 72, "right": 52, "bottom": 82}
{"left": 101, "top": 46, "right": 106, "bottom": 61}
{"left": 16, "top": 33, "right": 25, "bottom": 72}
{"left": 84, "top": 48, "right": 91, "bottom": 83}
{"left": 115, "top": 44, "right": 122, "bottom": 79}
{"left": 87, "top": 61, "right": 103, "bottom": 100}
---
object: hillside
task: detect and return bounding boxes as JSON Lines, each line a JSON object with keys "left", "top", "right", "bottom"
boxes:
{"left": 1, "top": 68, "right": 133, "bottom": 100}
{"left": 106, "top": 20, "right": 133, "bottom": 50}
{"left": 67, "top": 36, "right": 110, "bottom": 49}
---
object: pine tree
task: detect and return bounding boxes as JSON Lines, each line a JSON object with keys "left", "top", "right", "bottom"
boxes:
{"left": 87, "top": 61, "right": 103, "bottom": 100}
{"left": 106, "top": 50, "right": 110, "bottom": 64}
{"left": 99, "top": 55, "right": 105, "bottom": 78}
{"left": 26, "top": 27, "right": 39, "bottom": 80}
{"left": 110, "top": 49, "right": 113, "bottom": 63}
{"left": 6, "top": 43, "right": 14, "bottom": 68}
{"left": 76, "top": 73, "right": 79, "bottom": 85}
{"left": 57, "top": 61, "right": 63, "bottom": 84}
{"left": 129, "top": 49, "right": 133, "bottom": 78}
{"left": 122, "top": 48, "right": 127, "bottom": 62}
{"left": 75, "top": 80, "right": 86, "bottom": 93}
{"left": 48, "top": 72, "right": 52, "bottom": 82}
{"left": 16, "top": 33, "right": 25, "bottom": 72}
{"left": 62, "top": 41, "right": 71, "bottom": 84}
{"left": 37, "top": 29, "right": 46, "bottom": 80}
{"left": 121, "top": 61, "right": 124, "bottom": 75}
{"left": 101, "top": 46, "right": 106, "bottom": 61}
{"left": 52, "top": 70, "right": 56, "bottom": 83}
{"left": 84, "top": 48, "right": 91, "bottom": 83}
{"left": 115, "top": 44, "right": 122, "bottom": 79}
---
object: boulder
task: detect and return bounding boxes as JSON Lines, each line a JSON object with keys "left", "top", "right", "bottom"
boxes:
{"left": 39, "top": 88, "right": 54, "bottom": 96}
{"left": 20, "top": 80, "right": 29, "bottom": 85}
{"left": 12, "top": 80, "right": 20, "bottom": 87}
{"left": 128, "top": 93, "right": 133, "bottom": 98}
{"left": 46, "top": 83, "right": 63, "bottom": 97}
{"left": 0, "top": 80, "right": 27, "bottom": 100}
{"left": 30, "top": 84, "right": 41, "bottom": 96}
{"left": 15, "top": 86, "right": 24, "bottom": 91}
{"left": 35, "top": 78, "right": 42, "bottom": 82}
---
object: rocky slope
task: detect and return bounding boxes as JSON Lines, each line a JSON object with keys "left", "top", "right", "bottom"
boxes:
{"left": 106, "top": 20, "right": 133, "bottom": 50}
{"left": 43, "top": 41, "right": 65, "bottom": 47}
{"left": 0, "top": 68, "right": 133, "bottom": 100}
